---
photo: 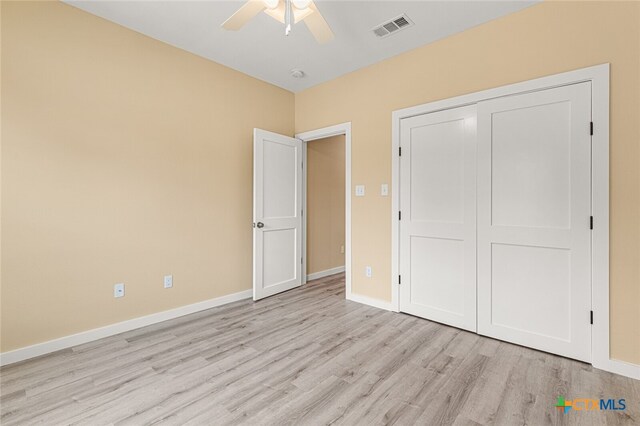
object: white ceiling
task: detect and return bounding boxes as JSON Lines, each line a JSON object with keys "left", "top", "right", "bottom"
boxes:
{"left": 65, "top": 0, "right": 537, "bottom": 92}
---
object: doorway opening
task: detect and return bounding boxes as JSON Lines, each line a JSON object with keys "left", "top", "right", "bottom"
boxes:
{"left": 304, "top": 134, "right": 346, "bottom": 283}
{"left": 298, "top": 123, "right": 352, "bottom": 298}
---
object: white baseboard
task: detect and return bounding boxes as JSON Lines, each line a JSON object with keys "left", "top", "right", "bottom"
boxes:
{"left": 346, "top": 293, "right": 395, "bottom": 312}
{"left": 346, "top": 293, "right": 639, "bottom": 380}
{"left": 594, "top": 357, "right": 640, "bottom": 380}
{"left": 0, "top": 289, "right": 252, "bottom": 367}
{"left": 4, "top": 285, "right": 637, "bottom": 381}
{"left": 306, "top": 266, "right": 345, "bottom": 281}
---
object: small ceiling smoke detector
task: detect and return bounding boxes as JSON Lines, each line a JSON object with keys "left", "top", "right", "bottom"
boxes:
{"left": 372, "top": 14, "right": 414, "bottom": 39}
{"left": 290, "top": 69, "right": 306, "bottom": 79}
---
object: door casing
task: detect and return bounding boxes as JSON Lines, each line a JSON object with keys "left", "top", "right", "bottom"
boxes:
{"left": 296, "top": 123, "right": 353, "bottom": 300}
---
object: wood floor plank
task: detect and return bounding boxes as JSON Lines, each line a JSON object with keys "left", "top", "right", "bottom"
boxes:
{"left": 1, "top": 273, "right": 638, "bottom": 425}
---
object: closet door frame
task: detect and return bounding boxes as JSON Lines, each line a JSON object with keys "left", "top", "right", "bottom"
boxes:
{"left": 391, "top": 64, "right": 627, "bottom": 378}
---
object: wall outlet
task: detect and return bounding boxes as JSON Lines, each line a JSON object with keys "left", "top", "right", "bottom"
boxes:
{"left": 114, "top": 283, "right": 125, "bottom": 298}
{"left": 355, "top": 185, "right": 365, "bottom": 197}
{"left": 164, "top": 275, "right": 173, "bottom": 288}
{"left": 365, "top": 266, "right": 372, "bottom": 278}
{"left": 340, "top": 245, "right": 345, "bottom": 254}
{"left": 381, "top": 184, "right": 389, "bottom": 196}
{"left": 163, "top": 275, "right": 173, "bottom": 289}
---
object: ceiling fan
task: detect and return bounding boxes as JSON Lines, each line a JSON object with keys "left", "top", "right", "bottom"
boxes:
{"left": 222, "top": 0, "right": 334, "bottom": 44}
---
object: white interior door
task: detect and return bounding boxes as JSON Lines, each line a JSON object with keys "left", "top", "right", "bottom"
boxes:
{"left": 477, "top": 83, "right": 592, "bottom": 362}
{"left": 399, "top": 105, "right": 477, "bottom": 332}
{"left": 253, "top": 129, "right": 303, "bottom": 301}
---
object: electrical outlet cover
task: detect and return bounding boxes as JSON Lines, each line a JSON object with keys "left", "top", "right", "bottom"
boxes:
{"left": 164, "top": 275, "right": 173, "bottom": 288}
{"left": 114, "top": 283, "right": 125, "bottom": 298}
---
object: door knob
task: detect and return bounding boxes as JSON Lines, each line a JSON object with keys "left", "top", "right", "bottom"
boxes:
{"left": 256, "top": 222, "right": 264, "bottom": 228}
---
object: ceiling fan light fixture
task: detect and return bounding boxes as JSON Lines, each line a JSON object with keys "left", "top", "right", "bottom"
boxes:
{"left": 262, "top": 0, "right": 279, "bottom": 10}
{"left": 264, "top": 1, "right": 313, "bottom": 24}
{"left": 292, "top": 0, "right": 311, "bottom": 10}
{"left": 222, "top": 0, "right": 333, "bottom": 44}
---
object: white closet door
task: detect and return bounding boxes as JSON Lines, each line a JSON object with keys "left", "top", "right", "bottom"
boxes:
{"left": 253, "top": 129, "right": 303, "bottom": 301}
{"left": 477, "top": 83, "right": 592, "bottom": 362}
{"left": 399, "top": 105, "right": 477, "bottom": 332}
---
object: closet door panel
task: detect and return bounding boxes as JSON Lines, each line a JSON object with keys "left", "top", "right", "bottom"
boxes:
{"left": 477, "top": 82, "right": 592, "bottom": 362}
{"left": 399, "top": 105, "right": 477, "bottom": 332}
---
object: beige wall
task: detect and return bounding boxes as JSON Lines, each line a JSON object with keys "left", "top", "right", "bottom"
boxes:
{"left": 0, "top": 1, "right": 294, "bottom": 352}
{"left": 295, "top": 1, "right": 640, "bottom": 364}
{"left": 306, "top": 135, "right": 345, "bottom": 275}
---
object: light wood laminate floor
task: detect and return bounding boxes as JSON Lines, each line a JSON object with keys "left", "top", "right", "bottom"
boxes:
{"left": 1, "top": 273, "right": 638, "bottom": 425}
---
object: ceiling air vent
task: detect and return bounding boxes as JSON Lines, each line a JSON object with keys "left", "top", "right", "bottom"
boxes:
{"left": 372, "top": 14, "right": 414, "bottom": 39}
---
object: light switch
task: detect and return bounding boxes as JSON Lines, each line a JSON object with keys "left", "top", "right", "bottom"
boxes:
{"left": 381, "top": 184, "right": 389, "bottom": 196}
{"left": 355, "top": 185, "right": 365, "bottom": 197}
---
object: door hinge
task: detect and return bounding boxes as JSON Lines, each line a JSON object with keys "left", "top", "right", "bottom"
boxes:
{"left": 399, "top": 211, "right": 402, "bottom": 221}
{"left": 590, "top": 122, "right": 594, "bottom": 136}
{"left": 590, "top": 310, "right": 594, "bottom": 325}
{"left": 399, "top": 147, "right": 402, "bottom": 156}
{"left": 590, "top": 216, "right": 594, "bottom": 230}
{"left": 301, "top": 257, "right": 303, "bottom": 264}
{"left": 398, "top": 275, "right": 401, "bottom": 285}
{"left": 301, "top": 209, "right": 303, "bottom": 216}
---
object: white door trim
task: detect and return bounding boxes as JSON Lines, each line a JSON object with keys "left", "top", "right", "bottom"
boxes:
{"left": 296, "top": 123, "right": 352, "bottom": 300}
{"left": 392, "top": 64, "right": 637, "bottom": 379}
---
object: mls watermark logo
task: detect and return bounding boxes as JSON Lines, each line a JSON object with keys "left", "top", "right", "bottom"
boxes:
{"left": 555, "top": 396, "right": 627, "bottom": 414}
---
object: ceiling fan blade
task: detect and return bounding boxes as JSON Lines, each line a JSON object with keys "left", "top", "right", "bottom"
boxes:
{"left": 304, "top": 1, "right": 334, "bottom": 44}
{"left": 222, "top": 0, "right": 267, "bottom": 31}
